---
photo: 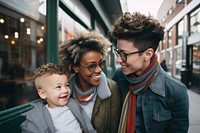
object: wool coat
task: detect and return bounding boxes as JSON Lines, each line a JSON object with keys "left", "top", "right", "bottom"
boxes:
{"left": 91, "top": 78, "right": 121, "bottom": 133}
{"left": 69, "top": 74, "right": 121, "bottom": 133}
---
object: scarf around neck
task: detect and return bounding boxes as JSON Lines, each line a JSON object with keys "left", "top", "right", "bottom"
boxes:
{"left": 118, "top": 54, "right": 159, "bottom": 133}
{"left": 68, "top": 72, "right": 111, "bottom": 102}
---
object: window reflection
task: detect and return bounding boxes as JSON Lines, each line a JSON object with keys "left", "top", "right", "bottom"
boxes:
{"left": 166, "top": 50, "right": 172, "bottom": 75}
{"left": 190, "top": 8, "right": 200, "bottom": 35}
{"left": 0, "top": 0, "right": 46, "bottom": 111}
{"left": 63, "top": 0, "right": 90, "bottom": 27}
{"left": 58, "top": 7, "right": 87, "bottom": 44}
{"left": 177, "top": 19, "right": 184, "bottom": 46}
{"left": 168, "top": 29, "right": 172, "bottom": 48}
{"left": 192, "top": 45, "right": 200, "bottom": 73}
{"left": 174, "top": 46, "right": 182, "bottom": 79}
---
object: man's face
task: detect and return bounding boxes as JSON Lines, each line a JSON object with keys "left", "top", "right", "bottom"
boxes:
{"left": 116, "top": 39, "right": 150, "bottom": 76}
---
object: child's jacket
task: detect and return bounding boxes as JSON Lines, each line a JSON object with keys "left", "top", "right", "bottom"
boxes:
{"left": 21, "top": 98, "right": 96, "bottom": 133}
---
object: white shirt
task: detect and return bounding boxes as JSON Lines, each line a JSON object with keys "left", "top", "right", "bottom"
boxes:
{"left": 46, "top": 105, "right": 82, "bottom": 133}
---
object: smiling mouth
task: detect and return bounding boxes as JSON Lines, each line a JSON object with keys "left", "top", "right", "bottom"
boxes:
{"left": 59, "top": 95, "right": 68, "bottom": 99}
{"left": 91, "top": 75, "right": 101, "bottom": 79}
{"left": 121, "top": 65, "right": 127, "bottom": 69}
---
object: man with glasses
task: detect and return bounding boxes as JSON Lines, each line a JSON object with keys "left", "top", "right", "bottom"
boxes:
{"left": 59, "top": 31, "right": 121, "bottom": 133}
{"left": 111, "top": 12, "right": 189, "bottom": 133}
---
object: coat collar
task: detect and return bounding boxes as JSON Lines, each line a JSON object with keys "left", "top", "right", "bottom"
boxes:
{"left": 69, "top": 72, "right": 111, "bottom": 100}
{"left": 117, "top": 66, "right": 167, "bottom": 97}
{"left": 149, "top": 66, "right": 166, "bottom": 97}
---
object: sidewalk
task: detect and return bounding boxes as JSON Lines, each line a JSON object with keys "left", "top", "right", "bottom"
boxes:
{"left": 188, "top": 89, "right": 200, "bottom": 133}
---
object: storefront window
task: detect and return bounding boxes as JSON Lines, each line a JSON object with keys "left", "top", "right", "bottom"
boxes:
{"left": 0, "top": 0, "right": 46, "bottom": 111}
{"left": 168, "top": 29, "right": 172, "bottom": 48}
{"left": 174, "top": 46, "right": 182, "bottom": 79}
{"left": 74, "top": 21, "right": 88, "bottom": 33}
{"left": 166, "top": 50, "right": 172, "bottom": 75}
{"left": 190, "top": 8, "right": 200, "bottom": 35}
{"left": 192, "top": 45, "right": 200, "bottom": 73}
{"left": 178, "top": 19, "right": 184, "bottom": 45}
{"left": 58, "top": 7, "right": 87, "bottom": 44}
{"left": 160, "top": 52, "right": 165, "bottom": 61}
{"left": 58, "top": 8, "right": 75, "bottom": 43}
{"left": 95, "top": 20, "right": 105, "bottom": 34}
{"left": 162, "top": 33, "right": 166, "bottom": 50}
{"left": 63, "top": 0, "right": 90, "bottom": 28}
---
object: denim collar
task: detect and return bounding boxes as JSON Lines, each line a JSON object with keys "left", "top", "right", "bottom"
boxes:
{"left": 149, "top": 66, "right": 166, "bottom": 97}
{"left": 116, "top": 65, "right": 166, "bottom": 97}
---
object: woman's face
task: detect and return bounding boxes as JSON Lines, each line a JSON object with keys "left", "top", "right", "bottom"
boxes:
{"left": 75, "top": 51, "right": 103, "bottom": 91}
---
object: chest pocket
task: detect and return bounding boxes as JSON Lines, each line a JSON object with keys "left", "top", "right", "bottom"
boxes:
{"left": 152, "top": 98, "right": 171, "bottom": 121}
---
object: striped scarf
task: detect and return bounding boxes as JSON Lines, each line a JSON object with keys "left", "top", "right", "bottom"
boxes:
{"left": 118, "top": 54, "right": 158, "bottom": 133}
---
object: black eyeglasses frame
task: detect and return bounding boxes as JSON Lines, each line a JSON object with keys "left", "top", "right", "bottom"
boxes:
{"left": 79, "top": 60, "right": 105, "bottom": 72}
{"left": 114, "top": 48, "right": 147, "bottom": 62}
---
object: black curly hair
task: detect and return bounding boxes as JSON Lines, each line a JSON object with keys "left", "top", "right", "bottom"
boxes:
{"left": 111, "top": 12, "right": 164, "bottom": 52}
{"left": 59, "top": 31, "right": 111, "bottom": 74}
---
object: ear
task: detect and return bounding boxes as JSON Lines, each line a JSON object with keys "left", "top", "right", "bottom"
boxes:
{"left": 73, "top": 66, "right": 78, "bottom": 73}
{"left": 37, "top": 88, "right": 47, "bottom": 99}
{"left": 144, "top": 48, "right": 154, "bottom": 61}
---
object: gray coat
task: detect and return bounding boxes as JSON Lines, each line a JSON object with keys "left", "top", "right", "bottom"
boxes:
{"left": 20, "top": 98, "right": 96, "bottom": 133}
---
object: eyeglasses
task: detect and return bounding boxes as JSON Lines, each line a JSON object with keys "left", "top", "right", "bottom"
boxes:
{"left": 114, "top": 48, "right": 147, "bottom": 62}
{"left": 79, "top": 60, "right": 105, "bottom": 72}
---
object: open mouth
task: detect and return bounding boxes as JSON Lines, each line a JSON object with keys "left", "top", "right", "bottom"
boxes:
{"left": 91, "top": 75, "right": 101, "bottom": 80}
{"left": 59, "top": 95, "right": 68, "bottom": 99}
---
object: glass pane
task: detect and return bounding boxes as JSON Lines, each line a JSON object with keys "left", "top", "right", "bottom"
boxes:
{"left": 192, "top": 45, "right": 200, "bottom": 73}
{"left": 190, "top": 8, "right": 200, "bottom": 35}
{"left": 0, "top": 0, "right": 47, "bottom": 111}
{"left": 166, "top": 50, "right": 172, "bottom": 75}
{"left": 178, "top": 19, "right": 184, "bottom": 37}
{"left": 58, "top": 7, "right": 87, "bottom": 44}
{"left": 63, "top": 0, "right": 90, "bottom": 27}
{"left": 168, "top": 29, "right": 172, "bottom": 48}
{"left": 174, "top": 47, "right": 182, "bottom": 78}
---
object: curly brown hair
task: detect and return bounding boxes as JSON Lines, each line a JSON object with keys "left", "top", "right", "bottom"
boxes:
{"left": 33, "top": 63, "right": 67, "bottom": 80}
{"left": 111, "top": 12, "right": 164, "bottom": 52}
{"left": 59, "top": 31, "right": 111, "bottom": 74}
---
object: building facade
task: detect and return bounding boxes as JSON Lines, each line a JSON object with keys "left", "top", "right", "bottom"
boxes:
{"left": 157, "top": 0, "right": 200, "bottom": 89}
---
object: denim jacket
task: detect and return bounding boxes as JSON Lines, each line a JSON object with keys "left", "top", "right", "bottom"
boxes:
{"left": 112, "top": 66, "right": 189, "bottom": 133}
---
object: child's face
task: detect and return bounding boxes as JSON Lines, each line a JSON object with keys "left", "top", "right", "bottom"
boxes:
{"left": 36, "top": 74, "right": 71, "bottom": 108}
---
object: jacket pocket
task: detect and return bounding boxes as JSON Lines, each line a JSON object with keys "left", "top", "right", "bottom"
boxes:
{"left": 151, "top": 107, "right": 171, "bottom": 132}
{"left": 152, "top": 101, "right": 171, "bottom": 122}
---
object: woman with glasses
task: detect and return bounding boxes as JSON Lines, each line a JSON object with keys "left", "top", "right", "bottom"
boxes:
{"left": 111, "top": 12, "right": 189, "bottom": 133}
{"left": 59, "top": 31, "right": 121, "bottom": 133}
